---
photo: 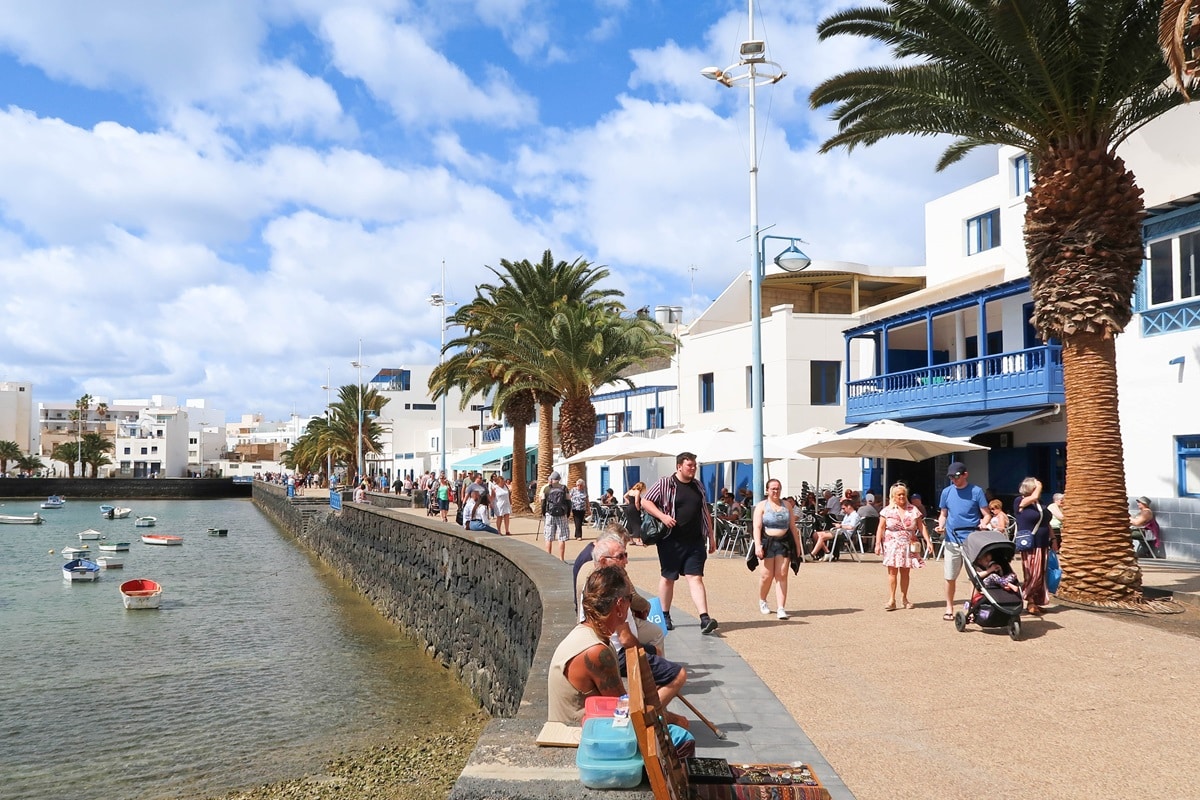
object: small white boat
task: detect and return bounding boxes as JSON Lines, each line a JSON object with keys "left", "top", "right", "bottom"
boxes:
{"left": 140, "top": 534, "right": 182, "bottom": 546}
{"left": 120, "top": 578, "right": 162, "bottom": 609}
{"left": 98, "top": 541, "right": 131, "bottom": 552}
{"left": 41, "top": 495, "right": 66, "bottom": 509}
{"left": 77, "top": 529, "right": 105, "bottom": 541}
{"left": 207, "top": 528, "right": 229, "bottom": 537}
{"left": 96, "top": 556, "right": 124, "bottom": 569}
{"left": 134, "top": 516, "right": 157, "bottom": 528}
{"left": 0, "top": 512, "right": 43, "bottom": 525}
{"left": 61, "top": 545, "right": 92, "bottom": 559}
{"left": 110, "top": 507, "right": 132, "bottom": 519}
{"left": 63, "top": 559, "right": 101, "bottom": 581}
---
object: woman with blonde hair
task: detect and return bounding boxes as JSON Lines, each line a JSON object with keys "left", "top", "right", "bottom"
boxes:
{"left": 622, "top": 481, "right": 647, "bottom": 531}
{"left": 874, "top": 483, "right": 931, "bottom": 611}
{"left": 988, "top": 499, "right": 1009, "bottom": 535}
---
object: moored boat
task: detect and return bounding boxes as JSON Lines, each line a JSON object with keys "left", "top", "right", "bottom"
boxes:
{"left": 61, "top": 545, "right": 92, "bottom": 558}
{"left": 100, "top": 504, "right": 114, "bottom": 517}
{"left": 207, "top": 528, "right": 229, "bottom": 537}
{"left": 0, "top": 512, "right": 43, "bottom": 525}
{"left": 110, "top": 507, "right": 132, "bottom": 519}
{"left": 97, "top": 541, "right": 131, "bottom": 552}
{"left": 63, "top": 559, "right": 101, "bottom": 581}
{"left": 77, "top": 529, "right": 105, "bottom": 541}
{"left": 41, "top": 495, "right": 66, "bottom": 509}
{"left": 134, "top": 516, "right": 157, "bottom": 528}
{"left": 140, "top": 534, "right": 182, "bottom": 546}
{"left": 120, "top": 578, "right": 162, "bottom": 609}
{"left": 96, "top": 556, "right": 124, "bottom": 569}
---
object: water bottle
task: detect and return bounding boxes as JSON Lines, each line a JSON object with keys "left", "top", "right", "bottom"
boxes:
{"left": 612, "top": 694, "right": 630, "bottom": 727}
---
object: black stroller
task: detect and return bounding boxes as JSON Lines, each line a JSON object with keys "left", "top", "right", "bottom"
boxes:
{"left": 954, "top": 529, "right": 1024, "bottom": 640}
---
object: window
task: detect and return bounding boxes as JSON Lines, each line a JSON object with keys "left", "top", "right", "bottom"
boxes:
{"left": 1182, "top": 231, "right": 1199, "bottom": 300}
{"left": 411, "top": 403, "right": 436, "bottom": 411}
{"left": 1146, "top": 230, "right": 1200, "bottom": 307}
{"left": 1012, "top": 154, "right": 1031, "bottom": 196}
{"left": 810, "top": 361, "right": 841, "bottom": 405}
{"left": 1179, "top": 435, "right": 1200, "bottom": 498}
{"left": 966, "top": 209, "right": 1001, "bottom": 255}
{"left": 604, "top": 413, "right": 626, "bottom": 435}
{"left": 140, "top": 447, "right": 147, "bottom": 455}
{"left": 699, "top": 373, "right": 714, "bottom": 413}
{"left": 646, "top": 407, "right": 664, "bottom": 429}
{"left": 123, "top": 447, "right": 130, "bottom": 455}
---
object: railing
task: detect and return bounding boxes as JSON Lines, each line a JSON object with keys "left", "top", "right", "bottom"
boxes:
{"left": 482, "top": 427, "right": 502, "bottom": 444}
{"left": 1141, "top": 297, "right": 1200, "bottom": 336}
{"left": 847, "top": 344, "right": 1064, "bottom": 422}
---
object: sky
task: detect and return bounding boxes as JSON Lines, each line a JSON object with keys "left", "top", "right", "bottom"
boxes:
{"left": 0, "top": 0, "right": 995, "bottom": 424}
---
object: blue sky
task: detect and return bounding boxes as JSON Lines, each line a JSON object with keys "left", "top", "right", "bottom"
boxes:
{"left": 0, "top": 1, "right": 993, "bottom": 422}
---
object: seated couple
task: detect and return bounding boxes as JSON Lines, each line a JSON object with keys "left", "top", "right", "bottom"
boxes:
{"left": 549, "top": 563, "right": 694, "bottom": 755}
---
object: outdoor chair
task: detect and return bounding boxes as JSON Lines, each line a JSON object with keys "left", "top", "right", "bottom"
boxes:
{"left": 827, "top": 521, "right": 861, "bottom": 562}
{"left": 926, "top": 518, "right": 945, "bottom": 559}
{"left": 1131, "top": 526, "right": 1160, "bottom": 559}
{"left": 716, "top": 518, "right": 750, "bottom": 558}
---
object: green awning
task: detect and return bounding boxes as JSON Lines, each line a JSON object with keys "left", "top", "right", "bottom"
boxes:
{"left": 451, "top": 445, "right": 515, "bottom": 471}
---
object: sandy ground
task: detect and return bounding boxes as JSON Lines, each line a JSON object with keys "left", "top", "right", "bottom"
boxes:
{"left": 484, "top": 511, "right": 1200, "bottom": 800}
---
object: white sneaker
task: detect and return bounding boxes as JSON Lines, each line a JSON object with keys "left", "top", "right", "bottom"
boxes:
{"left": 777, "top": 608, "right": 789, "bottom": 620}
{"left": 758, "top": 599, "right": 771, "bottom": 615}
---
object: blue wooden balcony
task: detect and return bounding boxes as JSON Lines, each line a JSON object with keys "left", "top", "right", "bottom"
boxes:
{"left": 846, "top": 345, "right": 1064, "bottom": 424}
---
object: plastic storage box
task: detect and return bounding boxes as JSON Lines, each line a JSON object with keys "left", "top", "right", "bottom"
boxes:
{"left": 583, "top": 695, "right": 619, "bottom": 721}
{"left": 575, "top": 750, "right": 645, "bottom": 789}
{"left": 580, "top": 716, "right": 639, "bottom": 760}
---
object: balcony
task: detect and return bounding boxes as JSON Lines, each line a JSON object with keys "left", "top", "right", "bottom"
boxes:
{"left": 846, "top": 344, "right": 1064, "bottom": 424}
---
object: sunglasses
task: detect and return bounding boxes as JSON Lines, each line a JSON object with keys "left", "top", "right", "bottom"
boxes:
{"left": 604, "top": 552, "right": 629, "bottom": 561}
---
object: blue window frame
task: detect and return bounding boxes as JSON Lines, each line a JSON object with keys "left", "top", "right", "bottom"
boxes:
{"left": 1013, "top": 154, "right": 1030, "bottom": 196}
{"left": 699, "top": 373, "right": 714, "bottom": 413}
{"left": 646, "top": 406, "right": 664, "bottom": 429}
{"left": 966, "top": 209, "right": 1001, "bottom": 255}
{"left": 1179, "top": 435, "right": 1200, "bottom": 498}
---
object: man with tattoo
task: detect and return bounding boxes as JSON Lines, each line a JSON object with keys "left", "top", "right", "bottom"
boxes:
{"left": 547, "top": 566, "right": 630, "bottom": 724}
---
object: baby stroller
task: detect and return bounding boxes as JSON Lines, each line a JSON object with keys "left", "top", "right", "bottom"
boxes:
{"left": 954, "top": 529, "right": 1024, "bottom": 640}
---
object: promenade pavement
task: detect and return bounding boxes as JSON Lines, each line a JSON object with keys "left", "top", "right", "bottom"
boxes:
{"left": 400, "top": 503, "right": 1200, "bottom": 800}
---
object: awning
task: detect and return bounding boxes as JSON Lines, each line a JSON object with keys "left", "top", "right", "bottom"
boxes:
{"left": 450, "top": 444, "right": 537, "bottom": 472}
{"left": 903, "top": 408, "right": 1058, "bottom": 439}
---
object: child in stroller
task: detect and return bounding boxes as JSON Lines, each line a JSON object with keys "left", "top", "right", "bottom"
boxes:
{"left": 954, "top": 529, "right": 1024, "bottom": 640}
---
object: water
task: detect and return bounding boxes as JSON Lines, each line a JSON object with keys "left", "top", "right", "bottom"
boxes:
{"left": 0, "top": 497, "right": 481, "bottom": 800}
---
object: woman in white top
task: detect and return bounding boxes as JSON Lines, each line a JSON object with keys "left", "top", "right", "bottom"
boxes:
{"left": 491, "top": 475, "right": 513, "bottom": 535}
{"left": 462, "top": 488, "right": 499, "bottom": 534}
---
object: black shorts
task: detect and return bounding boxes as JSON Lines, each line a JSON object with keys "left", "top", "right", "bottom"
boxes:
{"left": 762, "top": 534, "right": 793, "bottom": 560}
{"left": 656, "top": 534, "right": 707, "bottom": 581}
{"left": 617, "top": 648, "right": 683, "bottom": 687}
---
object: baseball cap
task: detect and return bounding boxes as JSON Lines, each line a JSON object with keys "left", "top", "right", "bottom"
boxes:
{"left": 865, "top": 493, "right": 875, "bottom": 503}
{"left": 549, "top": 471, "right": 561, "bottom": 481}
{"left": 947, "top": 462, "right": 967, "bottom": 478}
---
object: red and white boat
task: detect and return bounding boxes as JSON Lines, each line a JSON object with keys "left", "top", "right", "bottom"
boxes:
{"left": 120, "top": 578, "right": 162, "bottom": 609}
{"left": 140, "top": 534, "right": 183, "bottom": 546}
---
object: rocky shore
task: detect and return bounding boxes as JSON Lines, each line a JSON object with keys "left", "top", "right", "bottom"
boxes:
{"left": 204, "top": 713, "right": 489, "bottom": 800}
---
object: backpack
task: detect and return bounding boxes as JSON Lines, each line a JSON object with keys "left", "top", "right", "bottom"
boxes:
{"left": 544, "top": 484, "right": 569, "bottom": 517}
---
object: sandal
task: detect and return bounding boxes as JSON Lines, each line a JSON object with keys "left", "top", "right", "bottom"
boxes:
{"left": 884, "top": 602, "right": 897, "bottom": 611}
{"left": 942, "top": 611, "right": 954, "bottom": 621}
{"left": 903, "top": 602, "right": 915, "bottom": 610}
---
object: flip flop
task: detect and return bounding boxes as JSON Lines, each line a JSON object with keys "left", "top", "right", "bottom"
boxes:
{"left": 884, "top": 603, "right": 897, "bottom": 611}
{"left": 903, "top": 602, "right": 915, "bottom": 610}
{"left": 942, "top": 612, "right": 954, "bottom": 621}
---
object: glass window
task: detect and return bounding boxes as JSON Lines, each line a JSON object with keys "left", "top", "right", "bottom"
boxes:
{"left": 1149, "top": 239, "right": 1174, "bottom": 305}
{"left": 1179, "top": 435, "right": 1200, "bottom": 497}
{"left": 699, "top": 373, "right": 714, "bottom": 413}
{"left": 1181, "top": 231, "right": 1199, "bottom": 300}
{"left": 1013, "top": 155, "right": 1031, "bottom": 196}
{"left": 810, "top": 361, "right": 841, "bottom": 405}
{"left": 966, "top": 209, "right": 1001, "bottom": 255}
{"left": 645, "top": 407, "right": 664, "bottom": 429}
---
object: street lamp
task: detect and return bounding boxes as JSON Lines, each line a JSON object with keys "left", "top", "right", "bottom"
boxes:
{"left": 702, "top": 0, "right": 788, "bottom": 504}
{"left": 351, "top": 339, "right": 369, "bottom": 486}
{"left": 429, "top": 259, "right": 457, "bottom": 476}
{"left": 321, "top": 367, "right": 333, "bottom": 486}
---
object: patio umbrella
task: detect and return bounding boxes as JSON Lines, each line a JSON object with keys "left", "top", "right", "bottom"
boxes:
{"left": 658, "top": 427, "right": 795, "bottom": 464}
{"left": 796, "top": 418, "right": 988, "bottom": 491}
{"left": 561, "top": 432, "right": 675, "bottom": 464}
{"left": 778, "top": 427, "right": 833, "bottom": 492}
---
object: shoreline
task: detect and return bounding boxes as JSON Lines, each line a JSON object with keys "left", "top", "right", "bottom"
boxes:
{"left": 200, "top": 714, "right": 488, "bottom": 800}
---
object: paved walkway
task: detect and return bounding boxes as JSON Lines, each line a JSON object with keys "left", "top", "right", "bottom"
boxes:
{"left": 402, "top": 505, "right": 1200, "bottom": 800}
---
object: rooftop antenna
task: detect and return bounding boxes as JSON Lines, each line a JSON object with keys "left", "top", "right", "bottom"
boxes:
{"left": 688, "top": 265, "right": 699, "bottom": 321}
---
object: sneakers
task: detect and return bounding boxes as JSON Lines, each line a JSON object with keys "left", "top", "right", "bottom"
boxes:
{"left": 758, "top": 599, "right": 771, "bottom": 615}
{"left": 777, "top": 608, "right": 789, "bottom": 620}
{"left": 663, "top": 611, "right": 674, "bottom": 631}
{"left": 700, "top": 616, "right": 719, "bottom": 635}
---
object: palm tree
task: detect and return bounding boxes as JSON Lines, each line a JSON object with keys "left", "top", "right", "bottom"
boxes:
{"left": 0, "top": 440, "right": 21, "bottom": 476}
{"left": 320, "top": 385, "right": 387, "bottom": 483}
{"left": 17, "top": 453, "right": 44, "bottom": 476}
{"left": 81, "top": 432, "right": 115, "bottom": 478}
{"left": 811, "top": 0, "right": 1187, "bottom": 610}
{"left": 1161, "top": 0, "right": 1200, "bottom": 95}
{"left": 51, "top": 442, "right": 81, "bottom": 477}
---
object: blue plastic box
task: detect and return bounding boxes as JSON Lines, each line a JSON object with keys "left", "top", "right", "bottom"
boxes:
{"left": 580, "top": 716, "right": 639, "bottom": 760}
{"left": 575, "top": 749, "right": 645, "bottom": 789}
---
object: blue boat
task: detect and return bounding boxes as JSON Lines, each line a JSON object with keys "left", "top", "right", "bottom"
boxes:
{"left": 62, "top": 559, "right": 101, "bottom": 582}
{"left": 41, "top": 495, "right": 66, "bottom": 509}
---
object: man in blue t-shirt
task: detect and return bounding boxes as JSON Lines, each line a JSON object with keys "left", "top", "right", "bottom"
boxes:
{"left": 935, "top": 462, "right": 991, "bottom": 620}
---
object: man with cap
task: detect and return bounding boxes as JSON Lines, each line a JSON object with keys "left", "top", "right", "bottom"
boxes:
{"left": 935, "top": 462, "right": 991, "bottom": 620}
{"left": 541, "top": 470, "right": 572, "bottom": 561}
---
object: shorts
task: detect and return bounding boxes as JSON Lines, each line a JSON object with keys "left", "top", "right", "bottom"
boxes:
{"left": 943, "top": 540, "right": 965, "bottom": 580}
{"left": 617, "top": 648, "right": 683, "bottom": 687}
{"left": 438, "top": 498, "right": 449, "bottom": 511}
{"left": 656, "top": 535, "right": 707, "bottom": 581}
{"left": 761, "top": 533, "right": 793, "bottom": 560}
{"left": 544, "top": 515, "right": 570, "bottom": 542}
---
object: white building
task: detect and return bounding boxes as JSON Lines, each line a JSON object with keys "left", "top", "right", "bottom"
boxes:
{"left": 0, "top": 381, "right": 34, "bottom": 456}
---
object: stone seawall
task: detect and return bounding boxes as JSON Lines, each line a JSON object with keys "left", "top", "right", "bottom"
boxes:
{"left": 0, "top": 477, "right": 251, "bottom": 500}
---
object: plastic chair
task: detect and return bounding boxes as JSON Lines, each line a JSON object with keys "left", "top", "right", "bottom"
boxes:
{"left": 1131, "top": 526, "right": 1159, "bottom": 559}
{"left": 827, "top": 522, "right": 861, "bottom": 562}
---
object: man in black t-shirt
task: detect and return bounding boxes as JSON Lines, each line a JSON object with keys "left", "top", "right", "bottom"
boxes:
{"left": 641, "top": 452, "right": 719, "bottom": 635}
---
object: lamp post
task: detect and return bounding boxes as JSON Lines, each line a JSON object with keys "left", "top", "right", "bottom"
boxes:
{"left": 351, "top": 339, "right": 368, "bottom": 486}
{"left": 429, "top": 260, "right": 457, "bottom": 476}
{"left": 702, "top": 0, "right": 788, "bottom": 504}
{"left": 321, "top": 367, "right": 333, "bottom": 486}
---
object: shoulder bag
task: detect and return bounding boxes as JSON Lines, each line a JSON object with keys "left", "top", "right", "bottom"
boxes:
{"left": 640, "top": 514, "right": 671, "bottom": 545}
{"left": 1013, "top": 503, "right": 1043, "bottom": 552}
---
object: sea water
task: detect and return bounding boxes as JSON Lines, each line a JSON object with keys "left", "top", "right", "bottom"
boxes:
{"left": 0, "top": 497, "right": 480, "bottom": 800}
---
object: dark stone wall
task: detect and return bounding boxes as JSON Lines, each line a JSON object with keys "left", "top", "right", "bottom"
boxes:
{"left": 0, "top": 477, "right": 251, "bottom": 500}
{"left": 252, "top": 482, "right": 577, "bottom": 717}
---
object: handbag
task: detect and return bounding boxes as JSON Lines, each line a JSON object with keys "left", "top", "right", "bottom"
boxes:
{"left": 1013, "top": 531, "right": 1035, "bottom": 552}
{"left": 745, "top": 543, "right": 759, "bottom": 572}
{"left": 1047, "top": 550, "right": 1062, "bottom": 593}
{"left": 908, "top": 540, "right": 921, "bottom": 556}
{"left": 640, "top": 514, "right": 671, "bottom": 545}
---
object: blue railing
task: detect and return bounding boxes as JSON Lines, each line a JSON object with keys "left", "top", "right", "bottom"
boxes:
{"left": 1141, "top": 297, "right": 1200, "bottom": 336}
{"left": 846, "top": 345, "right": 1064, "bottom": 423}
{"left": 482, "top": 427, "right": 502, "bottom": 444}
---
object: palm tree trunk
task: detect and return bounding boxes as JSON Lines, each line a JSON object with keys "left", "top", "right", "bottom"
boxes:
{"left": 1054, "top": 332, "right": 1145, "bottom": 608}
{"left": 560, "top": 393, "right": 597, "bottom": 487}
{"left": 536, "top": 397, "right": 555, "bottom": 500}
{"left": 510, "top": 422, "right": 531, "bottom": 514}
